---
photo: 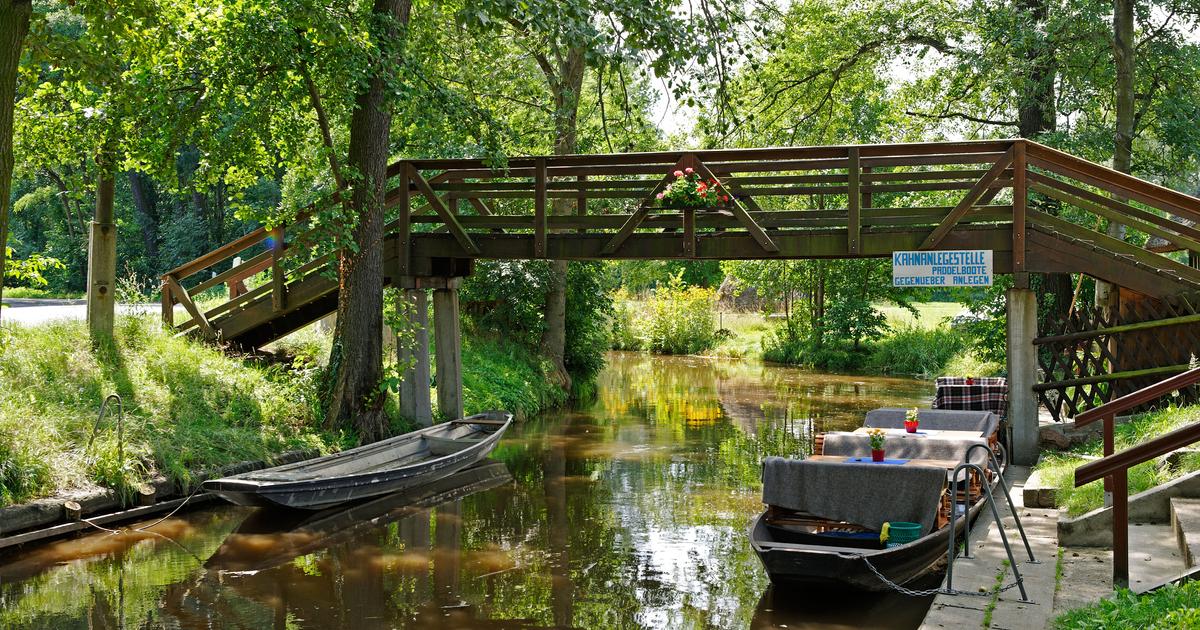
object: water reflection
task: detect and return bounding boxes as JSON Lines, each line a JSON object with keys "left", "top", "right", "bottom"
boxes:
{"left": 0, "top": 352, "right": 932, "bottom": 629}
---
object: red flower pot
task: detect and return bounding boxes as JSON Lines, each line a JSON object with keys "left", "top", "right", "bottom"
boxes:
{"left": 904, "top": 421, "right": 919, "bottom": 433}
{"left": 871, "top": 449, "right": 885, "bottom": 462}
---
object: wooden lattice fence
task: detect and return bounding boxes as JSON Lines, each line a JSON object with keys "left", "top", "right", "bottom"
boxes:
{"left": 1035, "top": 290, "right": 1200, "bottom": 421}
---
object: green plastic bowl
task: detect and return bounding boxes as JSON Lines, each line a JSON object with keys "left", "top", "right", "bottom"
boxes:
{"left": 886, "top": 521, "right": 922, "bottom": 546}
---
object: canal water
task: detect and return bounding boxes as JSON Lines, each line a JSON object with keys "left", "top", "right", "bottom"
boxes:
{"left": 0, "top": 352, "right": 937, "bottom": 629}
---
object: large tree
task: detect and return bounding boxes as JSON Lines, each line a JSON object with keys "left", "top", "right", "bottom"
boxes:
{"left": 324, "top": 0, "right": 412, "bottom": 439}
{"left": 0, "top": 0, "right": 32, "bottom": 324}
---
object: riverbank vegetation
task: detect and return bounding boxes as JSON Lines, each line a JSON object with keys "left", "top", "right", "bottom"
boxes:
{"left": 0, "top": 318, "right": 340, "bottom": 507}
{"left": 1054, "top": 581, "right": 1200, "bottom": 628}
{"left": 1033, "top": 404, "right": 1200, "bottom": 516}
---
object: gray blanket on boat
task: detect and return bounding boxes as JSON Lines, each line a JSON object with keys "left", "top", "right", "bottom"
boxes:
{"left": 864, "top": 407, "right": 999, "bottom": 438}
{"left": 821, "top": 432, "right": 989, "bottom": 468}
{"left": 761, "top": 457, "right": 945, "bottom": 534}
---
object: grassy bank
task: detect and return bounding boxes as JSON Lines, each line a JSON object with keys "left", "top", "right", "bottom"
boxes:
{"left": 1033, "top": 404, "right": 1200, "bottom": 516}
{"left": 2, "top": 287, "right": 84, "bottom": 300}
{"left": 1054, "top": 581, "right": 1200, "bottom": 628}
{"left": 461, "top": 334, "right": 569, "bottom": 420}
{"left": 0, "top": 317, "right": 341, "bottom": 507}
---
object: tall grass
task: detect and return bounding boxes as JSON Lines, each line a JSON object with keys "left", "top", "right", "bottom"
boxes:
{"left": 866, "top": 325, "right": 966, "bottom": 378}
{"left": 0, "top": 316, "right": 338, "bottom": 506}
{"left": 609, "top": 277, "right": 719, "bottom": 355}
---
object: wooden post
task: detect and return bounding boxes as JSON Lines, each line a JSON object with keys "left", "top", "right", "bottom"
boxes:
{"left": 1103, "top": 413, "right": 1115, "bottom": 505}
{"left": 1013, "top": 140, "right": 1028, "bottom": 287}
{"left": 1113, "top": 471, "right": 1129, "bottom": 588}
{"left": 576, "top": 174, "right": 587, "bottom": 235}
{"left": 160, "top": 276, "right": 174, "bottom": 327}
{"left": 534, "top": 157, "right": 547, "bottom": 258}
{"left": 683, "top": 207, "right": 696, "bottom": 258}
{"left": 1007, "top": 287, "right": 1040, "bottom": 465}
{"left": 86, "top": 169, "right": 117, "bottom": 338}
{"left": 398, "top": 288, "right": 432, "bottom": 426}
{"left": 433, "top": 287, "right": 463, "bottom": 420}
{"left": 861, "top": 165, "right": 872, "bottom": 210}
{"left": 398, "top": 163, "right": 411, "bottom": 276}
{"left": 847, "top": 147, "right": 860, "bottom": 255}
{"left": 270, "top": 224, "right": 287, "bottom": 312}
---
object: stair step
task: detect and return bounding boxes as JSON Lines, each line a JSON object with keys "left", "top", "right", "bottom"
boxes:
{"left": 1128, "top": 522, "right": 1187, "bottom": 589}
{"left": 1170, "top": 498, "right": 1200, "bottom": 569}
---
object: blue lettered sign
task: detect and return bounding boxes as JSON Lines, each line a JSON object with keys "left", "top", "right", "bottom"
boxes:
{"left": 892, "top": 250, "right": 993, "bottom": 287}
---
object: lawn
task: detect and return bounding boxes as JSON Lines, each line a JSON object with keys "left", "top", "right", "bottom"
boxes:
{"left": 1054, "top": 581, "right": 1200, "bottom": 628}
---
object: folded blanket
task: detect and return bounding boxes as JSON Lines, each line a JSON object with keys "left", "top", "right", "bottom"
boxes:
{"left": 762, "top": 457, "right": 945, "bottom": 534}
{"left": 864, "top": 407, "right": 1000, "bottom": 438}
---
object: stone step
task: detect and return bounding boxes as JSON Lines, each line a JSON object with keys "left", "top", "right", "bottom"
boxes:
{"left": 1022, "top": 468, "right": 1058, "bottom": 508}
{"left": 1128, "top": 522, "right": 1186, "bottom": 591}
{"left": 1170, "top": 497, "right": 1200, "bottom": 569}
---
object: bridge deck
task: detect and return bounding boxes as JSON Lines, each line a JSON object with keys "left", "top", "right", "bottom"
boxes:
{"left": 160, "top": 139, "right": 1200, "bottom": 348}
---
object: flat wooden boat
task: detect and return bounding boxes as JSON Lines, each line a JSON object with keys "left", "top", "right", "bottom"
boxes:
{"left": 206, "top": 459, "right": 513, "bottom": 572}
{"left": 749, "top": 495, "right": 987, "bottom": 591}
{"left": 203, "top": 411, "right": 513, "bottom": 509}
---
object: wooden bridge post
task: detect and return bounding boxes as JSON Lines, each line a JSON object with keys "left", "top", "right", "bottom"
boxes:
{"left": 433, "top": 284, "right": 464, "bottom": 420}
{"left": 398, "top": 288, "right": 433, "bottom": 427}
{"left": 1007, "top": 287, "right": 1040, "bottom": 464}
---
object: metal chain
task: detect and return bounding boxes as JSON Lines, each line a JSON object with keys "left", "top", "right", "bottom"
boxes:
{"left": 860, "top": 555, "right": 1026, "bottom": 599}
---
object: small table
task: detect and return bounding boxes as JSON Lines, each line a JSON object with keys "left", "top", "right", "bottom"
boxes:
{"left": 806, "top": 454, "right": 962, "bottom": 470}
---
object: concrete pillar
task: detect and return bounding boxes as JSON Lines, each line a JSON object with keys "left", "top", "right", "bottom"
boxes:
{"left": 398, "top": 289, "right": 432, "bottom": 426}
{"left": 433, "top": 287, "right": 463, "bottom": 420}
{"left": 1007, "top": 287, "right": 1039, "bottom": 465}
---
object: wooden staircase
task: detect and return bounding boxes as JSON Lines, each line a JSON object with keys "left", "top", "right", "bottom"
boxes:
{"left": 161, "top": 139, "right": 1200, "bottom": 350}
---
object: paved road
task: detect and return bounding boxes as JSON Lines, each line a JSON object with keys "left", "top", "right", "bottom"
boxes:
{"left": 1, "top": 298, "right": 157, "bottom": 325}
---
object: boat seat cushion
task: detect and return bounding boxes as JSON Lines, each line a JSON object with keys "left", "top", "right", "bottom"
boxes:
{"left": 762, "top": 457, "right": 946, "bottom": 535}
{"left": 864, "top": 407, "right": 999, "bottom": 438}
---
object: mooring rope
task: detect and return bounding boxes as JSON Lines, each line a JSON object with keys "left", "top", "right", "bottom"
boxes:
{"left": 78, "top": 484, "right": 206, "bottom": 536}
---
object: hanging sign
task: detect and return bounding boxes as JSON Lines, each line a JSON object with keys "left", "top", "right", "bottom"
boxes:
{"left": 892, "top": 250, "right": 993, "bottom": 287}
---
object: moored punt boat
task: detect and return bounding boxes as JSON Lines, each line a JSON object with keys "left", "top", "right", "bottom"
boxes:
{"left": 206, "top": 459, "right": 512, "bottom": 572}
{"left": 751, "top": 408, "right": 1002, "bottom": 591}
{"left": 203, "top": 411, "right": 513, "bottom": 509}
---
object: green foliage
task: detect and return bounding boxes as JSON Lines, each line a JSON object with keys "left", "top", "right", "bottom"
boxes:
{"left": 461, "top": 334, "right": 567, "bottom": 421}
{"left": 1054, "top": 581, "right": 1200, "bottom": 629}
{"left": 608, "top": 290, "right": 643, "bottom": 351}
{"left": 642, "top": 275, "right": 717, "bottom": 355}
{"left": 866, "top": 325, "right": 966, "bottom": 378}
{"left": 3, "top": 246, "right": 64, "bottom": 288}
{"left": 0, "top": 316, "right": 337, "bottom": 507}
{"left": 563, "top": 262, "right": 612, "bottom": 387}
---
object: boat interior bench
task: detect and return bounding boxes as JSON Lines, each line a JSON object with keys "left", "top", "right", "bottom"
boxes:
{"left": 425, "top": 436, "right": 485, "bottom": 456}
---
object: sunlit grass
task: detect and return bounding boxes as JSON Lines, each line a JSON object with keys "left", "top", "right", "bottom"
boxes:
{"left": 1033, "top": 404, "right": 1200, "bottom": 516}
{"left": 1054, "top": 581, "right": 1200, "bottom": 628}
{"left": 0, "top": 316, "right": 340, "bottom": 506}
{"left": 1, "top": 287, "right": 84, "bottom": 300}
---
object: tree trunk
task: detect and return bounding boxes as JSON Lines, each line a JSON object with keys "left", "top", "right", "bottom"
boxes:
{"left": 537, "top": 47, "right": 585, "bottom": 391}
{"left": 1015, "top": 0, "right": 1072, "bottom": 318}
{"left": 325, "top": 0, "right": 411, "bottom": 443}
{"left": 0, "top": 0, "right": 32, "bottom": 324}
{"left": 128, "top": 171, "right": 159, "bottom": 262}
{"left": 1096, "top": 0, "right": 1134, "bottom": 319}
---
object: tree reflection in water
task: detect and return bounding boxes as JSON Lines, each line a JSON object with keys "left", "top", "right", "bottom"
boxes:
{"left": 0, "top": 352, "right": 933, "bottom": 629}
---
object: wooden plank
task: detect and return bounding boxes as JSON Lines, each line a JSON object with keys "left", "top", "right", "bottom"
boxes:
{"left": 271, "top": 225, "right": 287, "bottom": 313}
{"left": 848, "top": 147, "right": 860, "bottom": 254}
{"left": 1013, "top": 140, "right": 1027, "bottom": 278}
{"left": 683, "top": 207, "right": 696, "bottom": 257}
{"left": 1026, "top": 142, "right": 1200, "bottom": 223}
{"left": 919, "top": 147, "right": 1015, "bottom": 250}
{"left": 1032, "top": 182, "right": 1200, "bottom": 256}
{"left": 1034, "top": 313, "right": 1200, "bottom": 345}
{"left": 576, "top": 174, "right": 587, "bottom": 234}
{"left": 1027, "top": 210, "right": 1200, "bottom": 285}
{"left": 166, "top": 275, "right": 215, "bottom": 340}
{"left": 1025, "top": 229, "right": 1188, "bottom": 299}
{"left": 188, "top": 249, "right": 273, "bottom": 298}
{"left": 691, "top": 159, "right": 780, "bottom": 253}
{"left": 408, "top": 165, "right": 480, "bottom": 255}
{"left": 1029, "top": 172, "right": 1200, "bottom": 248}
{"left": 534, "top": 157, "right": 547, "bottom": 258}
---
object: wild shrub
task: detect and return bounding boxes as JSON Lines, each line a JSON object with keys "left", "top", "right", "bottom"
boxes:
{"left": 866, "top": 325, "right": 966, "bottom": 377}
{"left": 643, "top": 275, "right": 717, "bottom": 354}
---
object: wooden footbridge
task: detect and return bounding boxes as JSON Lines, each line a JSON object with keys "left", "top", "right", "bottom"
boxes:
{"left": 160, "top": 138, "right": 1200, "bottom": 463}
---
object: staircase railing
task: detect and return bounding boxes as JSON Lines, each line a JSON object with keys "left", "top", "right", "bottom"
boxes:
{"left": 1073, "top": 366, "right": 1200, "bottom": 587}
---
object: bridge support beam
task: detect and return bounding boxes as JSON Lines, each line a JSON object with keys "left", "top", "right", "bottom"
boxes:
{"left": 1007, "top": 287, "right": 1040, "bottom": 465}
{"left": 398, "top": 289, "right": 433, "bottom": 427}
{"left": 433, "top": 287, "right": 464, "bottom": 420}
